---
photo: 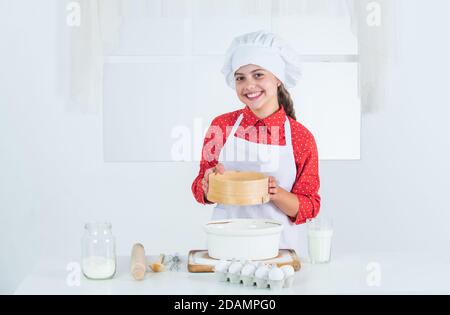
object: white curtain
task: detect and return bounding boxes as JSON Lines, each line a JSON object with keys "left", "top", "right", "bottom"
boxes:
{"left": 68, "top": 0, "right": 122, "bottom": 113}
{"left": 272, "top": 0, "right": 398, "bottom": 113}
{"left": 347, "top": 0, "right": 399, "bottom": 113}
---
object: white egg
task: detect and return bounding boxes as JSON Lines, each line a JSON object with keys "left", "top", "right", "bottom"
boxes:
{"left": 268, "top": 267, "right": 285, "bottom": 281}
{"left": 214, "top": 260, "right": 230, "bottom": 273}
{"left": 280, "top": 265, "right": 295, "bottom": 277}
{"left": 228, "top": 261, "right": 243, "bottom": 274}
{"left": 241, "top": 263, "right": 257, "bottom": 276}
{"left": 254, "top": 265, "right": 270, "bottom": 279}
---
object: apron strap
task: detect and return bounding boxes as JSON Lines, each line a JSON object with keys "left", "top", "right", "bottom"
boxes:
{"left": 284, "top": 116, "right": 292, "bottom": 149}
{"left": 229, "top": 113, "right": 244, "bottom": 139}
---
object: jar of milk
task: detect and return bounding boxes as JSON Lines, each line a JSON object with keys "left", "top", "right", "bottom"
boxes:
{"left": 81, "top": 222, "right": 116, "bottom": 280}
{"left": 307, "top": 218, "right": 333, "bottom": 264}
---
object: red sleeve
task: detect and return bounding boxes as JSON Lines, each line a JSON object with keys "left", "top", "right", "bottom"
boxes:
{"left": 191, "top": 111, "right": 240, "bottom": 204}
{"left": 289, "top": 120, "right": 321, "bottom": 224}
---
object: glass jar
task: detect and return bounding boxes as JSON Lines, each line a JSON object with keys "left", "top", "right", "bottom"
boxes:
{"left": 81, "top": 222, "right": 116, "bottom": 280}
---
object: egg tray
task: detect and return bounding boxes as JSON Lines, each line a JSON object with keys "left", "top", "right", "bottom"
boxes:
{"left": 214, "top": 263, "right": 295, "bottom": 290}
{"left": 187, "top": 249, "right": 301, "bottom": 273}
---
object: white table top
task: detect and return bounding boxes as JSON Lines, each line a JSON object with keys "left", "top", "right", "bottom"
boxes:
{"left": 14, "top": 252, "right": 450, "bottom": 295}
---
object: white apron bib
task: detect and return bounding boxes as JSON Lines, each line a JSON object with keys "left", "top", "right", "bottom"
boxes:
{"left": 212, "top": 113, "right": 302, "bottom": 252}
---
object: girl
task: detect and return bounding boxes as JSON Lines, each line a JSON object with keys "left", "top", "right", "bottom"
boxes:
{"left": 191, "top": 31, "right": 321, "bottom": 252}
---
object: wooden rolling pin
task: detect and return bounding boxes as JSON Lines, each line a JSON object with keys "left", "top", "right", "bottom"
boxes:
{"left": 130, "top": 243, "right": 147, "bottom": 280}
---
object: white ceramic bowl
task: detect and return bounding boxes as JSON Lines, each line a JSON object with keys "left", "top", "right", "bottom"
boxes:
{"left": 204, "top": 219, "right": 283, "bottom": 260}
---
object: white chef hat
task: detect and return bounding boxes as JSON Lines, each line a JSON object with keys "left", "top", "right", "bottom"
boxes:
{"left": 221, "top": 30, "right": 302, "bottom": 90}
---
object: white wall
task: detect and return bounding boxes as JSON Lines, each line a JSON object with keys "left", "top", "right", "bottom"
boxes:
{"left": 1, "top": 0, "right": 450, "bottom": 294}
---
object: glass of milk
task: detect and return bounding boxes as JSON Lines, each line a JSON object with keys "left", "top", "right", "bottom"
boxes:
{"left": 307, "top": 218, "right": 333, "bottom": 264}
{"left": 81, "top": 222, "right": 117, "bottom": 280}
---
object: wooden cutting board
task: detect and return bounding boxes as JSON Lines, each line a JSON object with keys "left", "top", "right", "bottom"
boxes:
{"left": 188, "top": 249, "right": 301, "bottom": 273}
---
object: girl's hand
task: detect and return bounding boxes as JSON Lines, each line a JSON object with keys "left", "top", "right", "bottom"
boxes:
{"left": 202, "top": 163, "right": 225, "bottom": 197}
{"left": 268, "top": 176, "right": 280, "bottom": 201}
{"left": 268, "top": 176, "right": 299, "bottom": 218}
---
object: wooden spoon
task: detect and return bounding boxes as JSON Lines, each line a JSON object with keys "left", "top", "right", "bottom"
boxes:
{"left": 150, "top": 253, "right": 166, "bottom": 272}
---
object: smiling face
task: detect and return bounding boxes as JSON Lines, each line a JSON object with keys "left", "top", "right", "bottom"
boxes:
{"left": 234, "top": 64, "right": 281, "bottom": 118}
